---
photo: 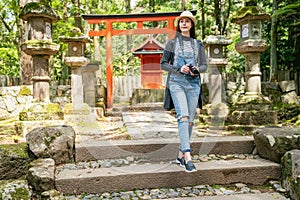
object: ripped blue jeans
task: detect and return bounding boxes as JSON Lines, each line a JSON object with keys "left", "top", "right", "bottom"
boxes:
{"left": 169, "top": 74, "right": 200, "bottom": 153}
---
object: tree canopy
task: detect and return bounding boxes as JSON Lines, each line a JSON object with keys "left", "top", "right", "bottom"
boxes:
{"left": 0, "top": 0, "right": 299, "bottom": 83}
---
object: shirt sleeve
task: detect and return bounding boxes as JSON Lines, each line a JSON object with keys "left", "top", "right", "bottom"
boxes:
{"left": 197, "top": 41, "right": 208, "bottom": 73}
{"left": 160, "top": 40, "right": 181, "bottom": 74}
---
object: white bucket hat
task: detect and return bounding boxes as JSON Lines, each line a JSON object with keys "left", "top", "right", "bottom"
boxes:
{"left": 175, "top": 11, "right": 197, "bottom": 26}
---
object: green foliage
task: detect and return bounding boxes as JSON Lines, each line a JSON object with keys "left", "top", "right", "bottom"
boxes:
{"left": 0, "top": 0, "right": 299, "bottom": 82}
{"left": 113, "top": 52, "right": 140, "bottom": 76}
{"left": 0, "top": 47, "right": 19, "bottom": 77}
{"left": 0, "top": 0, "right": 20, "bottom": 77}
{"left": 227, "top": 35, "right": 245, "bottom": 73}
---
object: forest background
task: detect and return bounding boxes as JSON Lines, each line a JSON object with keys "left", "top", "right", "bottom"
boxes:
{"left": 0, "top": 0, "right": 299, "bottom": 85}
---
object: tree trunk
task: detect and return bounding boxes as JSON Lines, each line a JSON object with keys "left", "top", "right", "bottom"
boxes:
{"left": 125, "top": 0, "right": 132, "bottom": 51}
{"left": 72, "top": 0, "right": 83, "bottom": 32}
{"left": 222, "top": 0, "right": 231, "bottom": 35}
{"left": 214, "top": 0, "right": 221, "bottom": 34}
{"left": 201, "top": 0, "right": 205, "bottom": 40}
{"left": 181, "top": 0, "right": 185, "bottom": 10}
{"left": 270, "top": 0, "right": 278, "bottom": 82}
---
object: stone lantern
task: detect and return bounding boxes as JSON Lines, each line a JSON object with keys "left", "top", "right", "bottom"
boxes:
{"left": 204, "top": 33, "right": 232, "bottom": 105}
{"left": 19, "top": 1, "right": 63, "bottom": 121}
{"left": 202, "top": 32, "right": 231, "bottom": 132}
{"left": 232, "top": 0, "right": 270, "bottom": 101}
{"left": 60, "top": 32, "right": 92, "bottom": 115}
{"left": 229, "top": 0, "right": 277, "bottom": 125}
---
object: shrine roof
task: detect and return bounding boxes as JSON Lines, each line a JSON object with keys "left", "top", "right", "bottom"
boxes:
{"left": 131, "top": 36, "right": 165, "bottom": 53}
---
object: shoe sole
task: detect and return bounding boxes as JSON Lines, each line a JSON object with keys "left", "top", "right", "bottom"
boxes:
{"left": 184, "top": 168, "right": 197, "bottom": 173}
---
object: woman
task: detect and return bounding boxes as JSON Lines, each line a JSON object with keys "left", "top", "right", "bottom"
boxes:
{"left": 160, "top": 11, "right": 207, "bottom": 172}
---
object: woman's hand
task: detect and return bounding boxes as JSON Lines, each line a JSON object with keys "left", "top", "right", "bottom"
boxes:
{"left": 180, "top": 64, "right": 190, "bottom": 74}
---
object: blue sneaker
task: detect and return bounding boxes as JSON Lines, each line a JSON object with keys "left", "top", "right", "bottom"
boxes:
{"left": 175, "top": 157, "right": 185, "bottom": 168}
{"left": 184, "top": 160, "right": 197, "bottom": 172}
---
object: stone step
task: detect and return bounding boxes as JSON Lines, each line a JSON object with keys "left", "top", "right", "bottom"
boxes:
{"left": 55, "top": 158, "right": 281, "bottom": 194}
{"left": 75, "top": 136, "right": 254, "bottom": 162}
{"left": 172, "top": 193, "right": 287, "bottom": 200}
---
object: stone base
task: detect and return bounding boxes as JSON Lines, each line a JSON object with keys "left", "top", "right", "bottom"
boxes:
{"left": 130, "top": 89, "right": 164, "bottom": 105}
{"left": 63, "top": 103, "right": 91, "bottom": 115}
{"left": 227, "top": 110, "right": 278, "bottom": 125}
{"left": 234, "top": 94, "right": 271, "bottom": 109}
{"left": 227, "top": 94, "right": 278, "bottom": 126}
{"left": 19, "top": 103, "right": 64, "bottom": 121}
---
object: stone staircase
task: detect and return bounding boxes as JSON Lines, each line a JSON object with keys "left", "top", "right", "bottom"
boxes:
{"left": 54, "top": 104, "right": 282, "bottom": 195}
{"left": 55, "top": 137, "right": 281, "bottom": 195}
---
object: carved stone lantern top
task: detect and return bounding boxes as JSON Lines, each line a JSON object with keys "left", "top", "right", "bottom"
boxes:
{"left": 203, "top": 35, "right": 232, "bottom": 61}
{"left": 60, "top": 30, "right": 92, "bottom": 67}
{"left": 20, "top": 2, "right": 59, "bottom": 22}
{"left": 59, "top": 34, "right": 92, "bottom": 58}
{"left": 231, "top": 6, "right": 270, "bottom": 25}
{"left": 232, "top": 4, "right": 270, "bottom": 43}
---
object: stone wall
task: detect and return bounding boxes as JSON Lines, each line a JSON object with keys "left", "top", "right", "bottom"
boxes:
{"left": 0, "top": 80, "right": 299, "bottom": 120}
{"left": 0, "top": 85, "right": 71, "bottom": 120}
{"left": 226, "top": 80, "right": 299, "bottom": 105}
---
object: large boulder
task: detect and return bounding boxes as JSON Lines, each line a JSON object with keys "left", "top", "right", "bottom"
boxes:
{"left": 281, "top": 150, "right": 300, "bottom": 200}
{"left": 26, "top": 125, "right": 75, "bottom": 164}
{"left": 253, "top": 127, "right": 300, "bottom": 163}
{"left": 0, "top": 143, "right": 33, "bottom": 180}
{"left": 27, "top": 158, "right": 55, "bottom": 192}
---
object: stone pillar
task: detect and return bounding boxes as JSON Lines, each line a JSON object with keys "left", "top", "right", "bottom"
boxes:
{"left": 81, "top": 63, "right": 99, "bottom": 107}
{"left": 60, "top": 34, "right": 92, "bottom": 115}
{"left": 19, "top": 1, "right": 63, "bottom": 121}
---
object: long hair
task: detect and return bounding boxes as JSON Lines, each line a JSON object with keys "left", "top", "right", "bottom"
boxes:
{"left": 176, "top": 19, "right": 196, "bottom": 39}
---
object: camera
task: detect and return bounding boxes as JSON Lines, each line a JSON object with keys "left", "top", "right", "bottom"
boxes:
{"left": 187, "top": 64, "right": 199, "bottom": 75}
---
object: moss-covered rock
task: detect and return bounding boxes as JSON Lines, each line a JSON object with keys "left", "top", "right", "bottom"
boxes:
{"left": 281, "top": 150, "right": 300, "bottom": 200}
{"left": 0, "top": 179, "right": 31, "bottom": 200}
{"left": 19, "top": 103, "right": 63, "bottom": 121}
{"left": 130, "top": 89, "right": 164, "bottom": 105}
{"left": 253, "top": 127, "right": 300, "bottom": 163}
{"left": 27, "top": 158, "right": 55, "bottom": 192}
{"left": 26, "top": 125, "right": 75, "bottom": 164}
{"left": 0, "top": 143, "right": 34, "bottom": 180}
{"left": 18, "top": 86, "right": 32, "bottom": 96}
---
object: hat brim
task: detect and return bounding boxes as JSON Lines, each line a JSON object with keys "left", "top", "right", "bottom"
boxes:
{"left": 175, "top": 16, "right": 197, "bottom": 27}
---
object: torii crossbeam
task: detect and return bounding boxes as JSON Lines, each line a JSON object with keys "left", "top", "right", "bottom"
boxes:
{"left": 82, "top": 10, "right": 196, "bottom": 108}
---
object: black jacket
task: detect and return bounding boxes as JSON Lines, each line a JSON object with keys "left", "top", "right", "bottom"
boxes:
{"left": 160, "top": 36, "right": 207, "bottom": 110}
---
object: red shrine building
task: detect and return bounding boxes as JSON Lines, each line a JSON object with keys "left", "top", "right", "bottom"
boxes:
{"left": 132, "top": 36, "right": 164, "bottom": 89}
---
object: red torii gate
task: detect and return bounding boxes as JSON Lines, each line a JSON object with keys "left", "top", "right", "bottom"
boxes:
{"left": 82, "top": 11, "right": 196, "bottom": 108}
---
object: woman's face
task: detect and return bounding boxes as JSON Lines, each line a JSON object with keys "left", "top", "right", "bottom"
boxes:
{"left": 179, "top": 17, "right": 192, "bottom": 33}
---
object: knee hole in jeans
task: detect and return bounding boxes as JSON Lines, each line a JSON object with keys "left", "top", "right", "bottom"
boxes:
{"left": 180, "top": 116, "right": 189, "bottom": 122}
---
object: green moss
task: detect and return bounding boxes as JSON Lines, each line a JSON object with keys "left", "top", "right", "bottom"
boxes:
{"left": 18, "top": 86, "right": 32, "bottom": 96}
{"left": 45, "top": 103, "right": 62, "bottom": 112}
{"left": 11, "top": 187, "right": 30, "bottom": 200}
{"left": 43, "top": 131, "right": 61, "bottom": 147}
{"left": 23, "top": 40, "right": 57, "bottom": 46}
{"left": 0, "top": 143, "right": 29, "bottom": 158}
{"left": 232, "top": 6, "right": 267, "bottom": 22}
{"left": 20, "top": 2, "right": 59, "bottom": 21}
